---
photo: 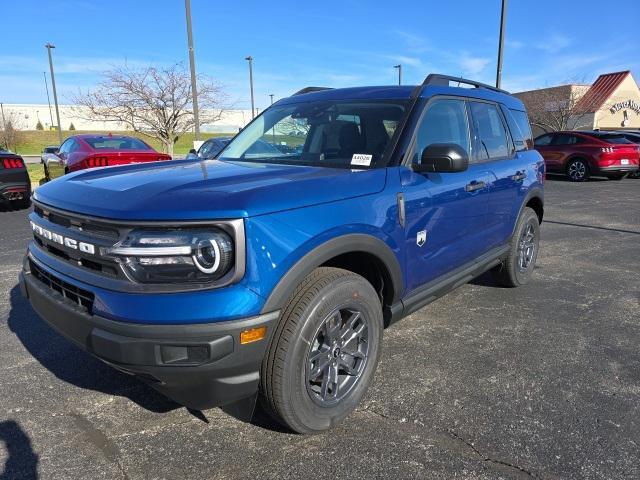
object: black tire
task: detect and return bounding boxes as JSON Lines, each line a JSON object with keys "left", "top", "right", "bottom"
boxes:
{"left": 492, "top": 207, "right": 540, "bottom": 287}
{"left": 607, "top": 173, "right": 626, "bottom": 181}
{"left": 260, "top": 267, "right": 383, "bottom": 434}
{"left": 43, "top": 163, "right": 51, "bottom": 182}
{"left": 566, "top": 158, "right": 589, "bottom": 182}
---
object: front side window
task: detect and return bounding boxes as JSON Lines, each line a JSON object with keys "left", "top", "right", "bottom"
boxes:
{"left": 412, "top": 98, "right": 470, "bottom": 164}
{"left": 469, "top": 101, "right": 511, "bottom": 160}
{"left": 534, "top": 134, "right": 553, "bottom": 147}
{"left": 220, "top": 100, "right": 407, "bottom": 168}
{"left": 58, "top": 139, "right": 73, "bottom": 155}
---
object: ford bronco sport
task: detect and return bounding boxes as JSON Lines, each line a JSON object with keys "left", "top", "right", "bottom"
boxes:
{"left": 20, "top": 74, "right": 544, "bottom": 434}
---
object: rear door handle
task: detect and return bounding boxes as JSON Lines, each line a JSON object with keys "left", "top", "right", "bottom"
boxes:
{"left": 511, "top": 171, "right": 527, "bottom": 181}
{"left": 465, "top": 180, "right": 486, "bottom": 192}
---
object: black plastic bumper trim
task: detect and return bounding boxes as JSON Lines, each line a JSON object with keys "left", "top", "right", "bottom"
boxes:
{"left": 20, "top": 269, "right": 279, "bottom": 410}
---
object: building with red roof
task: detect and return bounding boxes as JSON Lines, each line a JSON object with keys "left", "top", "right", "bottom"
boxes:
{"left": 515, "top": 71, "right": 640, "bottom": 136}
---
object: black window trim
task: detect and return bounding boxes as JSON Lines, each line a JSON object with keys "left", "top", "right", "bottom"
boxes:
{"left": 401, "top": 94, "right": 474, "bottom": 168}
{"left": 466, "top": 98, "right": 516, "bottom": 164}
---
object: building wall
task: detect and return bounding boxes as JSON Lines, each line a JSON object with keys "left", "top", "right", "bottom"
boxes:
{"left": 593, "top": 75, "right": 640, "bottom": 130}
{"left": 514, "top": 84, "right": 592, "bottom": 137}
{"left": 1, "top": 104, "right": 253, "bottom": 133}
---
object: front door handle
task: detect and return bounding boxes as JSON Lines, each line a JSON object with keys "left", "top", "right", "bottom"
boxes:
{"left": 511, "top": 171, "right": 527, "bottom": 181}
{"left": 465, "top": 180, "right": 486, "bottom": 192}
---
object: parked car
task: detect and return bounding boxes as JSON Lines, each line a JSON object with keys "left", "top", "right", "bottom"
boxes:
{"left": 21, "top": 74, "right": 544, "bottom": 434}
{"left": 188, "top": 137, "right": 231, "bottom": 159}
{"left": 187, "top": 137, "right": 284, "bottom": 160}
{"left": 613, "top": 131, "right": 640, "bottom": 177}
{"left": 534, "top": 130, "right": 640, "bottom": 181}
{"left": 0, "top": 149, "right": 30, "bottom": 209}
{"left": 43, "top": 134, "right": 172, "bottom": 181}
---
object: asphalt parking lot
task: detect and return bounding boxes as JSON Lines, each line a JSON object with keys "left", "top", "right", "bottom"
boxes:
{"left": 1, "top": 176, "right": 639, "bottom": 480}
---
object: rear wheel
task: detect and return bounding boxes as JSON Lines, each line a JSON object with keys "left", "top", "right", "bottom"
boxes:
{"left": 566, "top": 158, "right": 589, "bottom": 182}
{"left": 492, "top": 207, "right": 540, "bottom": 287}
{"left": 260, "top": 267, "right": 383, "bottom": 434}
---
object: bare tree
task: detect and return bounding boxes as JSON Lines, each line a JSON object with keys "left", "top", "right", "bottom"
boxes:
{"left": 518, "top": 83, "right": 592, "bottom": 133}
{"left": 0, "top": 110, "right": 25, "bottom": 152}
{"left": 73, "top": 63, "right": 228, "bottom": 156}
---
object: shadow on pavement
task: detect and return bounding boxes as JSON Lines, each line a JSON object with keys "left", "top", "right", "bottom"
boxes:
{"left": 0, "top": 420, "right": 38, "bottom": 480}
{"left": 7, "top": 285, "right": 179, "bottom": 414}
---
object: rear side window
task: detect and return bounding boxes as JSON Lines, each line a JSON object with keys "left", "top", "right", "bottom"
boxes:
{"left": 412, "top": 98, "right": 470, "bottom": 164}
{"left": 591, "top": 133, "right": 633, "bottom": 144}
{"left": 469, "top": 102, "right": 511, "bottom": 160}
{"left": 502, "top": 107, "right": 533, "bottom": 151}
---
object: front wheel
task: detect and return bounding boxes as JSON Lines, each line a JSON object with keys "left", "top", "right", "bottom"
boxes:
{"left": 492, "top": 207, "right": 540, "bottom": 287}
{"left": 566, "top": 158, "right": 589, "bottom": 182}
{"left": 260, "top": 267, "right": 383, "bottom": 434}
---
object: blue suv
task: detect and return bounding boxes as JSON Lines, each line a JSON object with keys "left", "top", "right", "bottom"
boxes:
{"left": 20, "top": 74, "right": 544, "bottom": 433}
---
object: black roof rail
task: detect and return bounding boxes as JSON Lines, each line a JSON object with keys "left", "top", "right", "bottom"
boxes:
{"left": 423, "top": 74, "right": 510, "bottom": 94}
{"left": 293, "top": 86, "right": 333, "bottom": 96}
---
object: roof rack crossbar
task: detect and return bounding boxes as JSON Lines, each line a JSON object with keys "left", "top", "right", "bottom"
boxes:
{"left": 422, "top": 74, "right": 509, "bottom": 94}
{"left": 293, "top": 86, "right": 333, "bottom": 96}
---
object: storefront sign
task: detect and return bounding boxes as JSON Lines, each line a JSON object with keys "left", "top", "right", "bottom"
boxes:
{"left": 610, "top": 100, "right": 640, "bottom": 115}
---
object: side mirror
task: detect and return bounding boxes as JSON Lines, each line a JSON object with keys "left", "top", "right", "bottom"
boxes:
{"left": 413, "top": 143, "right": 469, "bottom": 173}
{"left": 189, "top": 148, "right": 197, "bottom": 154}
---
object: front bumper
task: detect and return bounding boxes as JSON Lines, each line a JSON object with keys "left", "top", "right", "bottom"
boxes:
{"left": 20, "top": 265, "right": 279, "bottom": 410}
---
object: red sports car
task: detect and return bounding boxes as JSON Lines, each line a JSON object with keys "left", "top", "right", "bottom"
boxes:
{"left": 534, "top": 130, "right": 640, "bottom": 181}
{"left": 43, "top": 134, "right": 172, "bottom": 181}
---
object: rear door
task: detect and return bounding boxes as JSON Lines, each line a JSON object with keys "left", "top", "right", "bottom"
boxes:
{"left": 400, "top": 97, "right": 492, "bottom": 293}
{"left": 468, "top": 100, "right": 522, "bottom": 249}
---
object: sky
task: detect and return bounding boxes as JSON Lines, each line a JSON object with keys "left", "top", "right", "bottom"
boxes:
{"left": 1, "top": 0, "right": 638, "bottom": 111}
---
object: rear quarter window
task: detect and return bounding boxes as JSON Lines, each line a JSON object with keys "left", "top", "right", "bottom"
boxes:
{"left": 503, "top": 107, "right": 533, "bottom": 151}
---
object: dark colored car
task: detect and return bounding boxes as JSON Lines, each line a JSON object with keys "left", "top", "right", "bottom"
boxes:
{"left": 0, "top": 149, "right": 30, "bottom": 209}
{"left": 534, "top": 130, "right": 640, "bottom": 181}
{"left": 196, "top": 137, "right": 231, "bottom": 159}
{"left": 43, "top": 134, "right": 172, "bottom": 181}
{"left": 22, "top": 74, "right": 545, "bottom": 433}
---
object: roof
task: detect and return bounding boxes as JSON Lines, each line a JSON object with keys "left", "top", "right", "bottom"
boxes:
{"left": 279, "top": 86, "right": 417, "bottom": 105}
{"left": 278, "top": 84, "right": 523, "bottom": 109}
{"left": 574, "top": 71, "right": 631, "bottom": 113}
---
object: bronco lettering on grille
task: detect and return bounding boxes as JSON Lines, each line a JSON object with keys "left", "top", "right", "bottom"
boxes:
{"left": 30, "top": 221, "right": 96, "bottom": 255}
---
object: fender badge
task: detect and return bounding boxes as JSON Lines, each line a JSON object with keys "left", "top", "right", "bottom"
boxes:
{"left": 417, "top": 230, "right": 427, "bottom": 247}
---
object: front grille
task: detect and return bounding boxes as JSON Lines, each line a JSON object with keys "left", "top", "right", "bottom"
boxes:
{"left": 31, "top": 202, "right": 124, "bottom": 279}
{"left": 29, "top": 259, "right": 95, "bottom": 312}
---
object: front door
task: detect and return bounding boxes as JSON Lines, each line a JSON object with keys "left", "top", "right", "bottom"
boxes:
{"left": 400, "top": 97, "right": 491, "bottom": 294}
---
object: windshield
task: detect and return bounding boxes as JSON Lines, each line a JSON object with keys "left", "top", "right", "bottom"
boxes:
{"left": 219, "top": 99, "right": 408, "bottom": 168}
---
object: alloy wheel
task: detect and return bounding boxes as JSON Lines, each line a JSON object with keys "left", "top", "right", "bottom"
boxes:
{"left": 517, "top": 223, "right": 537, "bottom": 272}
{"left": 305, "top": 306, "right": 369, "bottom": 406}
{"left": 568, "top": 160, "right": 586, "bottom": 181}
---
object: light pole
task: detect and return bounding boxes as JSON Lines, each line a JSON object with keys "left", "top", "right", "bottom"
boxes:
{"left": 0, "top": 103, "right": 6, "bottom": 131}
{"left": 184, "top": 0, "right": 200, "bottom": 141}
{"left": 269, "top": 94, "right": 274, "bottom": 105}
{"left": 496, "top": 0, "right": 508, "bottom": 89}
{"left": 393, "top": 64, "right": 402, "bottom": 85}
{"left": 45, "top": 43, "right": 63, "bottom": 144}
{"left": 245, "top": 56, "right": 255, "bottom": 119}
{"left": 43, "top": 72, "right": 54, "bottom": 128}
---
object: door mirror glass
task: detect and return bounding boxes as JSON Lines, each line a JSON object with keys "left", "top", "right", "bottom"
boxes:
{"left": 414, "top": 143, "right": 469, "bottom": 173}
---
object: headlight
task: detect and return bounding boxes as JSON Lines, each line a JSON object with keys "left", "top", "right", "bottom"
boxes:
{"left": 106, "top": 229, "right": 234, "bottom": 284}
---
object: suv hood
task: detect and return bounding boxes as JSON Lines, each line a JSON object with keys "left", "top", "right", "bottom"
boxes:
{"left": 34, "top": 159, "right": 387, "bottom": 220}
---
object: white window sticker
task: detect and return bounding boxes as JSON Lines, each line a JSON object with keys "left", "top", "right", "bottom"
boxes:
{"left": 351, "top": 154, "right": 372, "bottom": 166}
